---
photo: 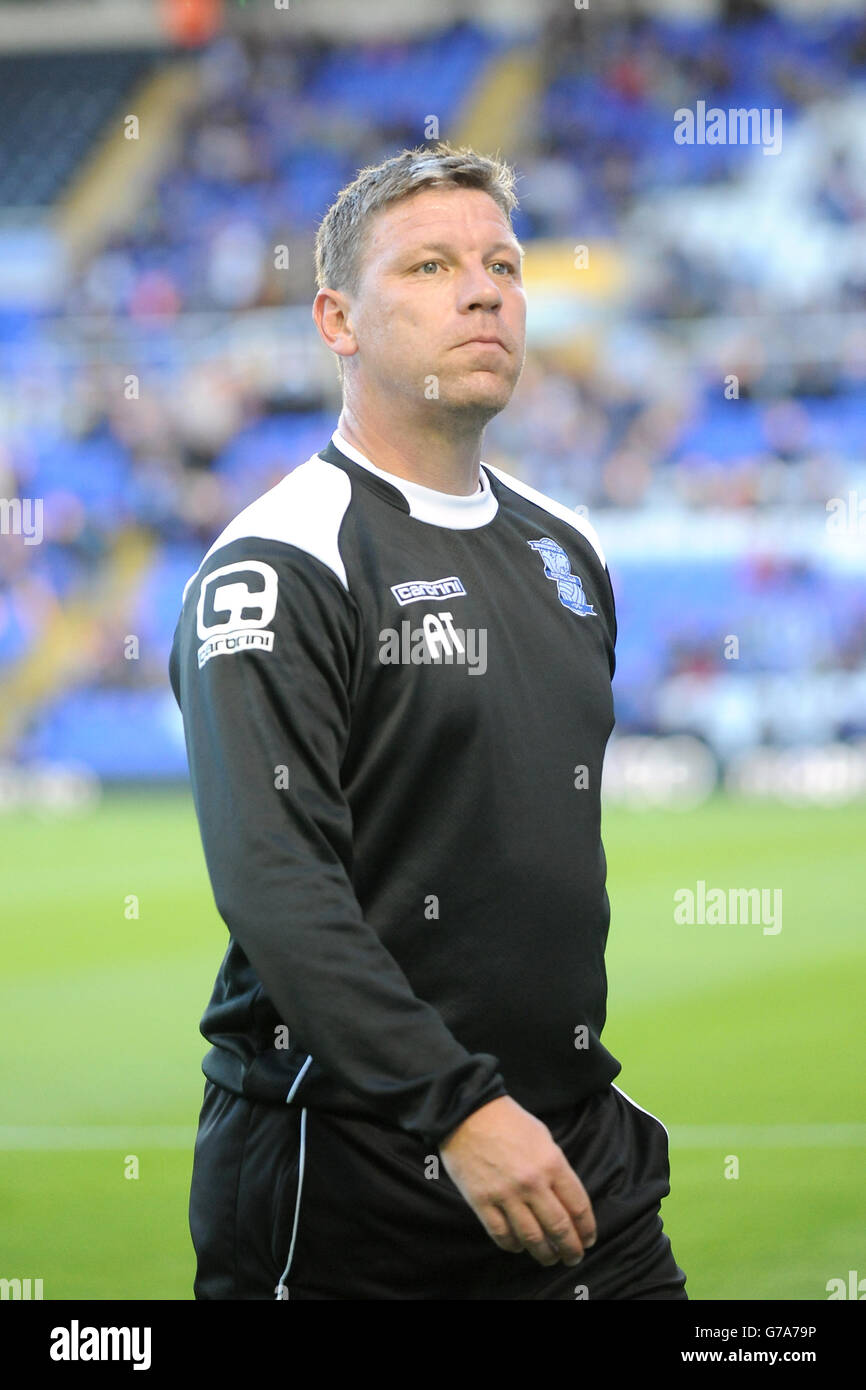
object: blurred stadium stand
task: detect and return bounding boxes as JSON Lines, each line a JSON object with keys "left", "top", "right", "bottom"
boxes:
{"left": 1, "top": 0, "right": 864, "bottom": 800}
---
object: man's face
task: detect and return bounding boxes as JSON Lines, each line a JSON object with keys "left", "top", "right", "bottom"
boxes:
{"left": 341, "top": 185, "right": 527, "bottom": 424}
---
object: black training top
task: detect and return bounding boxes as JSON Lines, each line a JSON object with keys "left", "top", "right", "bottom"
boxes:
{"left": 169, "top": 429, "right": 622, "bottom": 1150}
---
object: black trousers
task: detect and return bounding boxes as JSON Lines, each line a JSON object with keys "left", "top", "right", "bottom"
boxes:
{"left": 189, "top": 1078, "right": 688, "bottom": 1300}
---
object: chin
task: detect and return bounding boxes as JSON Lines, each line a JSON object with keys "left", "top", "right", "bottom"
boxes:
{"left": 444, "top": 374, "right": 516, "bottom": 414}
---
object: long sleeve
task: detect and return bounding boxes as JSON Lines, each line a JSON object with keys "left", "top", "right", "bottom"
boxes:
{"left": 169, "top": 535, "right": 508, "bottom": 1147}
{"left": 604, "top": 563, "right": 617, "bottom": 677}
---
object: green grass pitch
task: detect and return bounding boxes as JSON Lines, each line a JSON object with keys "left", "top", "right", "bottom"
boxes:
{"left": 1, "top": 790, "right": 863, "bottom": 1300}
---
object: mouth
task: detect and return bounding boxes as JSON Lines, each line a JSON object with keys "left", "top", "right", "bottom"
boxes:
{"left": 457, "top": 338, "right": 508, "bottom": 351}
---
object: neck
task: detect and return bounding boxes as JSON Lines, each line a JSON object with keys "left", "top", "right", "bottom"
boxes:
{"left": 337, "top": 398, "right": 485, "bottom": 497}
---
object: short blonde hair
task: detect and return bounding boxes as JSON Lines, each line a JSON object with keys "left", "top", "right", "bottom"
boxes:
{"left": 314, "top": 141, "right": 520, "bottom": 301}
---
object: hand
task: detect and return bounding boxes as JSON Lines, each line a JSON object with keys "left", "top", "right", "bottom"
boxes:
{"left": 438, "top": 1094, "right": 597, "bottom": 1267}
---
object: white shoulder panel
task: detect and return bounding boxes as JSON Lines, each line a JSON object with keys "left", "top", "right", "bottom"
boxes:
{"left": 483, "top": 462, "right": 607, "bottom": 570}
{"left": 183, "top": 455, "right": 352, "bottom": 603}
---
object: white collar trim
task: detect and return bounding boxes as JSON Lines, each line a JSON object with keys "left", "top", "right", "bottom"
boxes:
{"left": 331, "top": 428, "right": 499, "bottom": 530}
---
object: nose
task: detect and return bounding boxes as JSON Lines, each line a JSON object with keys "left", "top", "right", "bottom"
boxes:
{"left": 456, "top": 261, "right": 504, "bottom": 313}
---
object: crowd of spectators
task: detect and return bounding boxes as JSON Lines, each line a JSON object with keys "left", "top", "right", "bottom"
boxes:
{"left": 2, "top": 7, "right": 865, "bottom": 770}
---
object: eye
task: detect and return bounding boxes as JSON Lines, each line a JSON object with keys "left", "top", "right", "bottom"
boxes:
{"left": 490, "top": 260, "right": 516, "bottom": 276}
{"left": 418, "top": 260, "right": 441, "bottom": 274}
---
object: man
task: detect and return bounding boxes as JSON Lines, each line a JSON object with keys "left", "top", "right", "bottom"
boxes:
{"left": 169, "top": 142, "right": 687, "bottom": 1300}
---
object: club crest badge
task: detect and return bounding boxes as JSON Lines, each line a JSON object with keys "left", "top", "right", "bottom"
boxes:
{"left": 527, "top": 537, "right": 596, "bottom": 616}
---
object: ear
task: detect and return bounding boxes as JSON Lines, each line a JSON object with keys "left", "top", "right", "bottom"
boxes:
{"left": 312, "top": 288, "right": 358, "bottom": 363}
